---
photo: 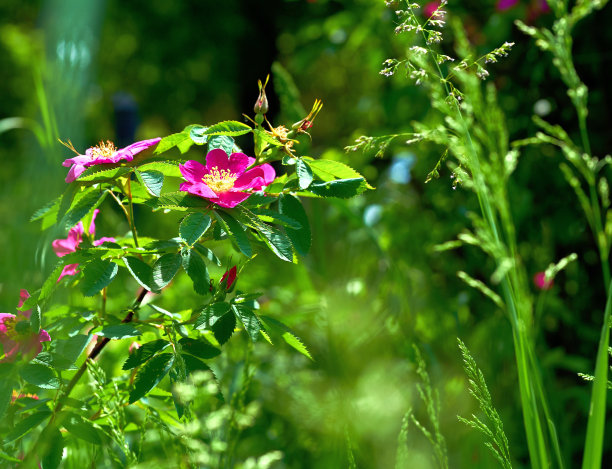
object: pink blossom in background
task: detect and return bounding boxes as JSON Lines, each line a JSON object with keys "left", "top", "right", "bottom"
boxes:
{"left": 497, "top": 0, "right": 519, "bottom": 10}
{"left": 0, "top": 290, "right": 51, "bottom": 362}
{"left": 423, "top": 1, "right": 440, "bottom": 18}
{"left": 62, "top": 137, "right": 161, "bottom": 183}
{"left": 179, "top": 149, "right": 275, "bottom": 208}
{"left": 533, "top": 271, "right": 553, "bottom": 290}
{"left": 52, "top": 209, "right": 116, "bottom": 280}
{"left": 220, "top": 266, "right": 238, "bottom": 290}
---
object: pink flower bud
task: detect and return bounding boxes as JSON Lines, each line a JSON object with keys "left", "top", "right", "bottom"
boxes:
{"left": 533, "top": 271, "right": 553, "bottom": 291}
{"left": 220, "top": 266, "right": 237, "bottom": 291}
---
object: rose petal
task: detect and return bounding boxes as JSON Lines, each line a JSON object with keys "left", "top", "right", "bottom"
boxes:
{"left": 228, "top": 152, "right": 250, "bottom": 175}
{"left": 93, "top": 237, "right": 116, "bottom": 246}
{"left": 215, "top": 191, "right": 252, "bottom": 208}
{"left": 180, "top": 160, "right": 208, "bottom": 184}
{"left": 205, "top": 149, "right": 231, "bottom": 172}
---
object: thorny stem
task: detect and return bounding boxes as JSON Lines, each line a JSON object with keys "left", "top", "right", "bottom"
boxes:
{"left": 22, "top": 287, "right": 149, "bottom": 467}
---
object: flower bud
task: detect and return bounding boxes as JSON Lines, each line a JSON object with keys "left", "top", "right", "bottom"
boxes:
{"left": 254, "top": 76, "right": 269, "bottom": 115}
{"left": 220, "top": 266, "right": 237, "bottom": 291}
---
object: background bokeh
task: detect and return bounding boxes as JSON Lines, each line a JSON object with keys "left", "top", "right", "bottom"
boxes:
{"left": 1, "top": 0, "right": 611, "bottom": 467}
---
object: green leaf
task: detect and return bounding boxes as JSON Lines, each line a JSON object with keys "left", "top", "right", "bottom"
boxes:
{"left": 194, "top": 244, "right": 222, "bottom": 266}
{"left": 296, "top": 158, "right": 314, "bottom": 189}
{"left": 306, "top": 157, "right": 374, "bottom": 189}
{"left": 56, "top": 183, "right": 80, "bottom": 224}
{"left": 80, "top": 259, "right": 118, "bottom": 296}
{"left": 20, "top": 363, "right": 60, "bottom": 389}
{"left": 260, "top": 315, "right": 313, "bottom": 360}
{"left": 4, "top": 409, "right": 52, "bottom": 443}
{"left": 0, "top": 379, "right": 16, "bottom": 420}
{"left": 195, "top": 302, "right": 232, "bottom": 330}
{"left": 30, "top": 305, "right": 41, "bottom": 334}
{"left": 137, "top": 170, "right": 164, "bottom": 197}
{"left": 279, "top": 194, "right": 311, "bottom": 256}
{"left": 182, "top": 353, "right": 213, "bottom": 376}
{"left": 252, "top": 208, "right": 301, "bottom": 229}
{"left": 145, "top": 191, "right": 210, "bottom": 211}
{"left": 253, "top": 127, "right": 283, "bottom": 148}
{"left": 61, "top": 412, "right": 102, "bottom": 444}
{"left": 137, "top": 161, "right": 183, "bottom": 178}
{"left": 238, "top": 207, "right": 293, "bottom": 262}
{"left": 0, "top": 451, "right": 21, "bottom": 463}
{"left": 129, "top": 353, "right": 175, "bottom": 403}
{"left": 180, "top": 212, "right": 212, "bottom": 245}
{"left": 60, "top": 188, "right": 107, "bottom": 230}
{"left": 98, "top": 324, "right": 141, "bottom": 339}
{"left": 181, "top": 249, "right": 210, "bottom": 295}
{"left": 151, "top": 253, "right": 181, "bottom": 291}
{"left": 123, "top": 256, "right": 154, "bottom": 291}
{"left": 77, "top": 165, "right": 131, "bottom": 182}
{"left": 232, "top": 304, "right": 261, "bottom": 342}
{"left": 194, "top": 120, "right": 252, "bottom": 137}
{"left": 307, "top": 178, "right": 367, "bottom": 199}
{"left": 40, "top": 426, "right": 64, "bottom": 469}
{"left": 52, "top": 334, "right": 91, "bottom": 368}
{"left": 123, "top": 340, "right": 171, "bottom": 371}
{"left": 207, "top": 135, "right": 236, "bottom": 154}
{"left": 214, "top": 211, "right": 253, "bottom": 257}
{"left": 178, "top": 337, "right": 221, "bottom": 359}
{"left": 155, "top": 125, "right": 202, "bottom": 154}
{"left": 212, "top": 311, "right": 236, "bottom": 345}
{"left": 31, "top": 196, "right": 60, "bottom": 222}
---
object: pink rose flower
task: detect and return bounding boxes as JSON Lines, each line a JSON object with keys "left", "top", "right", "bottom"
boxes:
{"left": 497, "top": 0, "right": 519, "bottom": 10}
{"left": 0, "top": 290, "right": 51, "bottom": 362}
{"left": 62, "top": 137, "right": 161, "bottom": 183}
{"left": 52, "top": 209, "right": 116, "bottom": 280}
{"left": 179, "top": 149, "right": 275, "bottom": 209}
{"left": 533, "top": 271, "right": 553, "bottom": 291}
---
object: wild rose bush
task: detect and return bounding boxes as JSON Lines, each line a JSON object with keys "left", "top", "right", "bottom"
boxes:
{"left": 0, "top": 81, "right": 370, "bottom": 466}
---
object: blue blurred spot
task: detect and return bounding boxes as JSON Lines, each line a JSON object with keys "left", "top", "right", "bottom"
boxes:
{"left": 363, "top": 204, "right": 383, "bottom": 227}
{"left": 389, "top": 152, "right": 416, "bottom": 184}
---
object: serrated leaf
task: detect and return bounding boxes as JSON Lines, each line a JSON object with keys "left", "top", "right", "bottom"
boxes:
{"left": 151, "top": 253, "right": 181, "bottom": 291}
{"left": 195, "top": 302, "right": 231, "bottom": 330}
{"left": 20, "top": 363, "right": 60, "bottom": 389}
{"left": 214, "top": 211, "right": 253, "bottom": 257}
{"left": 306, "top": 157, "right": 373, "bottom": 189}
{"left": 80, "top": 259, "right": 118, "bottom": 296}
{"left": 137, "top": 170, "right": 164, "bottom": 197}
{"left": 31, "top": 196, "right": 60, "bottom": 222}
{"left": 252, "top": 208, "right": 301, "bottom": 229}
{"left": 30, "top": 305, "right": 41, "bottom": 334}
{"left": 260, "top": 315, "right": 312, "bottom": 360}
{"left": 237, "top": 207, "right": 293, "bottom": 262}
{"left": 194, "top": 244, "right": 222, "bottom": 266}
{"left": 182, "top": 353, "right": 213, "bottom": 376}
{"left": 98, "top": 324, "right": 141, "bottom": 339}
{"left": 4, "top": 409, "right": 52, "bottom": 443}
{"left": 212, "top": 312, "right": 236, "bottom": 345}
{"left": 178, "top": 337, "right": 221, "bottom": 359}
{"left": 60, "top": 188, "right": 107, "bottom": 230}
{"left": 307, "top": 178, "right": 367, "bottom": 199}
{"left": 56, "top": 183, "right": 80, "bottom": 224}
{"left": 77, "top": 165, "right": 131, "bottom": 182}
{"left": 61, "top": 412, "right": 102, "bottom": 444}
{"left": 253, "top": 127, "right": 283, "bottom": 148}
{"left": 194, "top": 120, "right": 252, "bottom": 137}
{"left": 207, "top": 135, "right": 236, "bottom": 154}
{"left": 279, "top": 193, "right": 311, "bottom": 256}
{"left": 181, "top": 249, "right": 210, "bottom": 295}
{"left": 41, "top": 426, "right": 64, "bottom": 469}
{"left": 232, "top": 304, "right": 261, "bottom": 342}
{"left": 129, "top": 353, "right": 175, "bottom": 403}
{"left": 123, "top": 339, "right": 171, "bottom": 370}
{"left": 155, "top": 125, "right": 202, "bottom": 154}
{"left": 123, "top": 256, "right": 154, "bottom": 291}
{"left": 145, "top": 191, "right": 211, "bottom": 211}
{"left": 137, "top": 161, "right": 183, "bottom": 178}
{"left": 296, "top": 158, "right": 314, "bottom": 189}
{"left": 180, "top": 212, "right": 212, "bottom": 245}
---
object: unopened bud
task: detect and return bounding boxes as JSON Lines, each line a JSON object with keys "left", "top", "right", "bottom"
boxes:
{"left": 220, "top": 265, "right": 237, "bottom": 291}
{"left": 254, "top": 75, "right": 269, "bottom": 115}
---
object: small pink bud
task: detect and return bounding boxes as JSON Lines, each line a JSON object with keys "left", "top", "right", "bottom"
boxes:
{"left": 220, "top": 266, "right": 237, "bottom": 291}
{"left": 129, "top": 341, "right": 141, "bottom": 354}
{"left": 533, "top": 271, "right": 553, "bottom": 291}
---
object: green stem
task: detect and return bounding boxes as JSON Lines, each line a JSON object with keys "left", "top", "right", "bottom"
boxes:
{"left": 582, "top": 278, "right": 612, "bottom": 469}
{"left": 126, "top": 177, "right": 139, "bottom": 248}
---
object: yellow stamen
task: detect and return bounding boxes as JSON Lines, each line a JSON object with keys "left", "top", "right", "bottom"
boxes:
{"left": 202, "top": 167, "right": 238, "bottom": 193}
{"left": 90, "top": 140, "right": 117, "bottom": 160}
{"left": 3, "top": 317, "right": 18, "bottom": 339}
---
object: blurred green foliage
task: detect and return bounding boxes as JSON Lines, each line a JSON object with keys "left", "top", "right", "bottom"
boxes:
{"left": 1, "top": 0, "right": 612, "bottom": 467}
